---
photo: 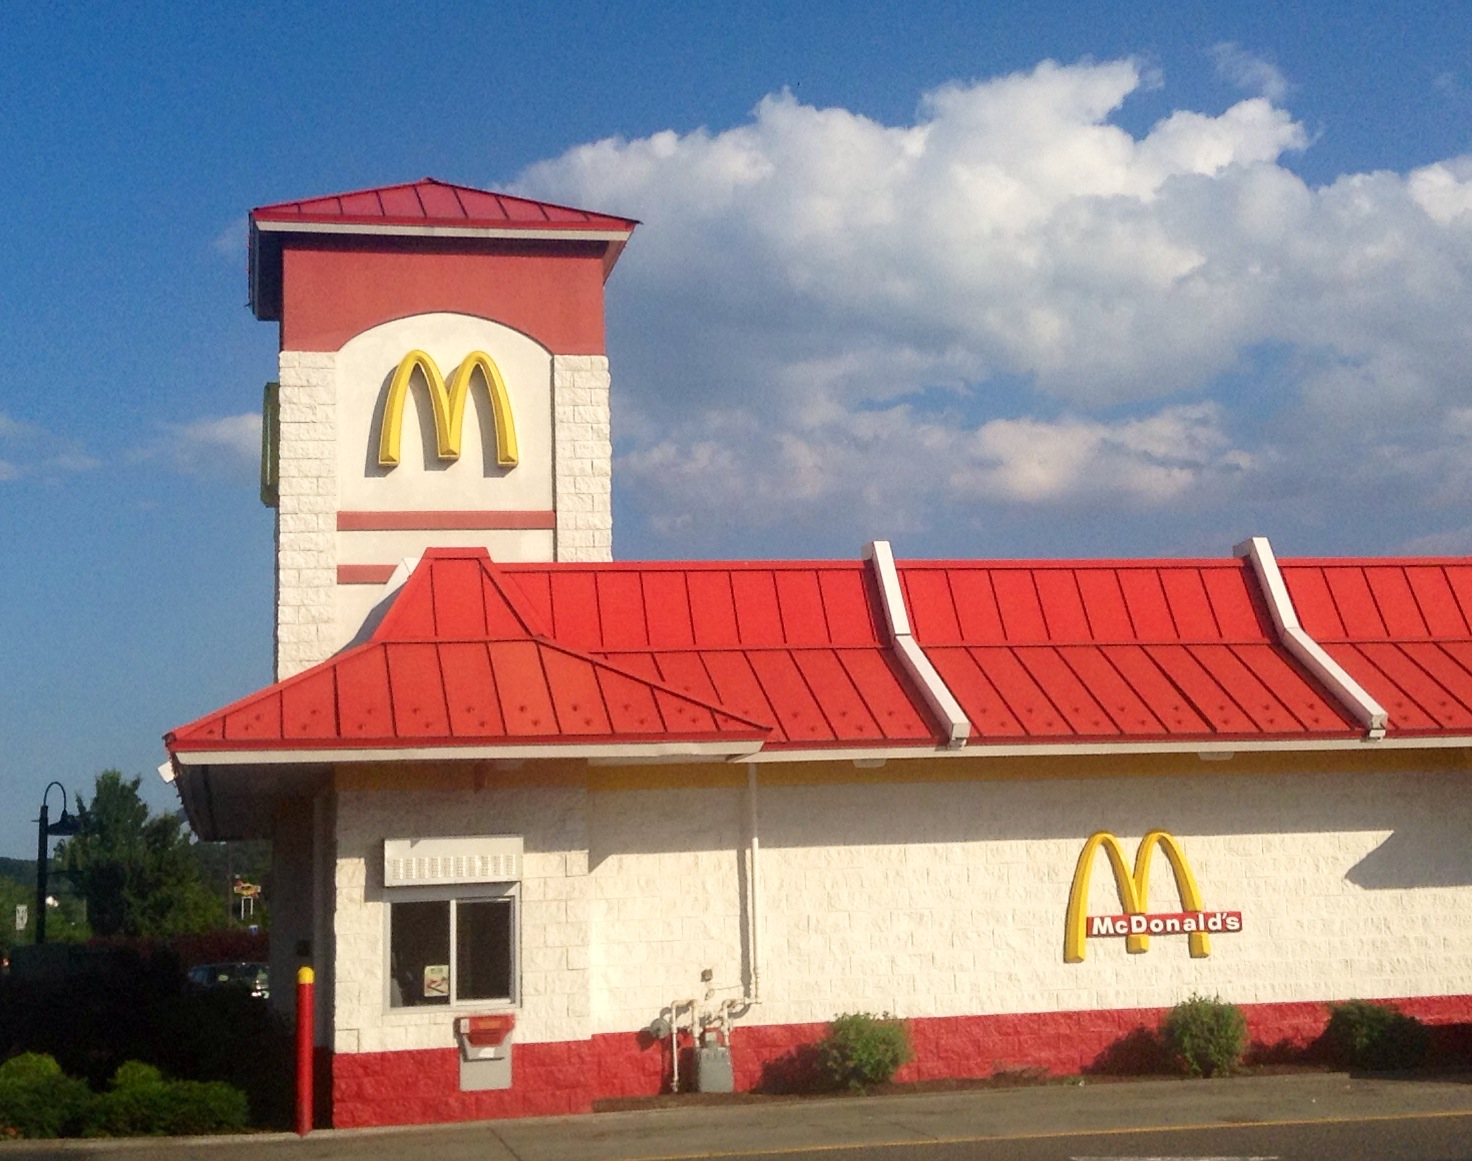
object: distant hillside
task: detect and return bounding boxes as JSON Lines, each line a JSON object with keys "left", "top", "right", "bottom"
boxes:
{"left": 0, "top": 858, "right": 34, "bottom": 885}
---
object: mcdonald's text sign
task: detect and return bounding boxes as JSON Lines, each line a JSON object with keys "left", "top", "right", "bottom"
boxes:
{"left": 1064, "top": 830, "right": 1240, "bottom": 963}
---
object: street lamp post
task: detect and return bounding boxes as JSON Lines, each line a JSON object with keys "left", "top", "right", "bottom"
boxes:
{"left": 35, "top": 782, "right": 80, "bottom": 945}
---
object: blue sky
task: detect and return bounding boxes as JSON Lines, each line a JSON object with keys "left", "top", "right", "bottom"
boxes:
{"left": 2, "top": 3, "right": 1470, "bottom": 856}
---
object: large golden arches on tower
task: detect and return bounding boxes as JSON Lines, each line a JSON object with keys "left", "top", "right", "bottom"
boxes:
{"left": 377, "top": 349, "right": 519, "bottom": 470}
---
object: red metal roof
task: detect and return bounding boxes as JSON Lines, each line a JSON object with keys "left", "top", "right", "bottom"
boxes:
{"left": 168, "top": 552, "right": 768, "bottom": 754}
{"left": 496, "top": 561, "right": 939, "bottom": 748}
{"left": 248, "top": 178, "right": 638, "bottom": 322}
{"left": 170, "top": 548, "right": 1472, "bottom": 764}
{"left": 1282, "top": 560, "right": 1472, "bottom": 735}
{"left": 900, "top": 560, "right": 1359, "bottom": 742}
{"left": 251, "top": 178, "right": 638, "bottom": 234}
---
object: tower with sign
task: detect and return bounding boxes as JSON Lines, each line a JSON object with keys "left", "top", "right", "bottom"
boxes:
{"left": 250, "top": 179, "right": 636, "bottom": 677}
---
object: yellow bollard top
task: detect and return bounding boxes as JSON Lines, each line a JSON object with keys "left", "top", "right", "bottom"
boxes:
{"left": 297, "top": 966, "right": 315, "bottom": 985}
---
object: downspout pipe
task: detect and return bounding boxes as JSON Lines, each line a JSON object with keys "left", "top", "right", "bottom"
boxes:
{"left": 747, "top": 761, "right": 762, "bottom": 1006}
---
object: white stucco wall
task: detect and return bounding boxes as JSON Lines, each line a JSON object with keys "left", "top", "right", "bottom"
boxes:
{"left": 334, "top": 314, "right": 554, "bottom": 515}
{"left": 327, "top": 764, "right": 1472, "bottom": 1055}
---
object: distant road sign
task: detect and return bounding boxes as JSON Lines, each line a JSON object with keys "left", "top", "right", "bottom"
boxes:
{"left": 14, "top": 904, "right": 27, "bottom": 932}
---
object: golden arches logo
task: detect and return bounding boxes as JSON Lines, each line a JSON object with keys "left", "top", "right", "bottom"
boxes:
{"left": 377, "top": 350, "right": 519, "bottom": 470}
{"left": 1063, "top": 830, "right": 1213, "bottom": 964}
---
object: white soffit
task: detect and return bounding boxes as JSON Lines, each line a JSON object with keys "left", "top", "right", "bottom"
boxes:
{"left": 1235, "top": 535, "right": 1389, "bottom": 740}
{"left": 864, "top": 540, "right": 970, "bottom": 748}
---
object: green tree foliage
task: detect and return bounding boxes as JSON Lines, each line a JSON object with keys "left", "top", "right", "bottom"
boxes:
{"left": 190, "top": 839, "right": 272, "bottom": 930}
{"left": 57, "top": 772, "right": 220, "bottom": 938}
{"left": 0, "top": 878, "right": 87, "bottom": 956}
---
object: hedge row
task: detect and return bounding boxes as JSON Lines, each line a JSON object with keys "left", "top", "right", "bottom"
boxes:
{"left": 0, "top": 1054, "right": 247, "bottom": 1138}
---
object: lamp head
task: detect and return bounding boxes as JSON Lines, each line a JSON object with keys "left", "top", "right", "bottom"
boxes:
{"left": 46, "top": 808, "right": 80, "bottom": 837}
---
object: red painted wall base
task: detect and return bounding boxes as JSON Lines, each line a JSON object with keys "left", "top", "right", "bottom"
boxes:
{"left": 331, "top": 993, "right": 1472, "bottom": 1128}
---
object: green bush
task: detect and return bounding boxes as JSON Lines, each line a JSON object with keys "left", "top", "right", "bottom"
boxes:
{"left": 84, "top": 1061, "right": 249, "bottom": 1137}
{"left": 1325, "top": 1001, "right": 1430, "bottom": 1071}
{"left": 163, "top": 1080, "right": 249, "bottom": 1135}
{"left": 0, "top": 1052, "right": 91, "bottom": 1138}
{"left": 1162, "top": 994, "right": 1247, "bottom": 1077}
{"left": 818, "top": 1012, "right": 912, "bottom": 1090}
{"left": 0, "top": 972, "right": 292, "bottom": 1128}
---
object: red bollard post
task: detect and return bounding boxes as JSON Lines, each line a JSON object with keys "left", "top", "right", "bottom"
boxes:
{"left": 295, "top": 966, "right": 315, "bottom": 1135}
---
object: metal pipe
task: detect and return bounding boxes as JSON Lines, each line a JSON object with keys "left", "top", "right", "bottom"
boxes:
{"left": 669, "top": 998, "right": 695, "bottom": 1092}
{"left": 747, "top": 762, "right": 762, "bottom": 1005}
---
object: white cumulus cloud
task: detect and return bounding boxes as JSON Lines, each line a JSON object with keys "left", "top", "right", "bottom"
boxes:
{"left": 513, "top": 58, "right": 1472, "bottom": 557}
{"left": 1210, "top": 43, "right": 1292, "bottom": 103}
{"left": 0, "top": 411, "right": 99, "bottom": 480}
{"left": 163, "top": 414, "right": 261, "bottom": 479}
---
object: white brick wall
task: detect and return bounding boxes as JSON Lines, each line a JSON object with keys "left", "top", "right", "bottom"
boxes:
{"left": 552, "top": 355, "right": 612, "bottom": 562}
{"left": 332, "top": 786, "right": 590, "bottom": 1054}
{"left": 274, "top": 351, "right": 338, "bottom": 679}
{"left": 328, "top": 764, "right": 1472, "bottom": 1055}
{"left": 272, "top": 332, "right": 614, "bottom": 677}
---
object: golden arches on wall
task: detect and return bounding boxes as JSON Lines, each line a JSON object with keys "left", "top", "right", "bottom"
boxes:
{"left": 1063, "top": 830, "right": 1210, "bottom": 963}
{"left": 377, "top": 349, "right": 519, "bottom": 470}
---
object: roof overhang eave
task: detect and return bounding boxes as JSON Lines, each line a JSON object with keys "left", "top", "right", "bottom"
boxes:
{"left": 171, "top": 738, "right": 766, "bottom": 768}
{"left": 250, "top": 218, "right": 635, "bottom": 244}
{"left": 741, "top": 734, "right": 1472, "bottom": 764}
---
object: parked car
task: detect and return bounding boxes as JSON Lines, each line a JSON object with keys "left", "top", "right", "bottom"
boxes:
{"left": 186, "top": 961, "right": 269, "bottom": 999}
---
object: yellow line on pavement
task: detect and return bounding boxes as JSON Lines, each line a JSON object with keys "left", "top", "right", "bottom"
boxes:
{"left": 590, "top": 1108, "right": 1472, "bottom": 1161}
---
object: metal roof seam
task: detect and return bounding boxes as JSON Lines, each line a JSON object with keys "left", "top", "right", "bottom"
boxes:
{"left": 1013, "top": 646, "right": 1094, "bottom": 736}
{"left": 1137, "top": 647, "right": 1223, "bottom": 736}
{"left": 786, "top": 650, "right": 849, "bottom": 740}
{"left": 1359, "top": 566, "right": 1401, "bottom": 638}
{"left": 1066, "top": 569, "right": 1101, "bottom": 643}
{"left": 1109, "top": 569, "right": 1142, "bottom": 642}
{"left": 1404, "top": 564, "right": 1441, "bottom": 636}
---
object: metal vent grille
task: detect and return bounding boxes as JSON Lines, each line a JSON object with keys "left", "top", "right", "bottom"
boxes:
{"left": 383, "top": 836, "right": 522, "bottom": 887}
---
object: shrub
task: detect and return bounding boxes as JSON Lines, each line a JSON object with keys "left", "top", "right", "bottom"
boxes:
{"left": 1162, "top": 994, "right": 1247, "bottom": 1078}
{"left": 818, "top": 1012, "right": 911, "bottom": 1090}
{"left": 0, "top": 1052, "right": 91, "bottom": 1138}
{"left": 83, "top": 1061, "right": 249, "bottom": 1137}
{"left": 1325, "top": 1001, "right": 1430, "bottom": 1071}
{"left": 162, "top": 1081, "right": 249, "bottom": 1135}
{"left": 0, "top": 971, "right": 291, "bottom": 1127}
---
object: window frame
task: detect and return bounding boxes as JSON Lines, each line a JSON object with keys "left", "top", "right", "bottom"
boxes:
{"left": 383, "top": 881, "right": 520, "bottom": 1012}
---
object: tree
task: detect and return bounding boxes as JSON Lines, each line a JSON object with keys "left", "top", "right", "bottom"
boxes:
{"left": 56, "top": 772, "right": 220, "bottom": 938}
{"left": 0, "top": 876, "right": 88, "bottom": 955}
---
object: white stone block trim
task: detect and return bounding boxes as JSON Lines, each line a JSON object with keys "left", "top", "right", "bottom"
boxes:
{"left": 553, "top": 355, "right": 613, "bottom": 562}
{"left": 275, "top": 350, "right": 339, "bottom": 680}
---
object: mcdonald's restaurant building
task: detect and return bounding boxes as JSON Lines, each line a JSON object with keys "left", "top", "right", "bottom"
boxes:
{"left": 165, "top": 179, "right": 1472, "bottom": 1128}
